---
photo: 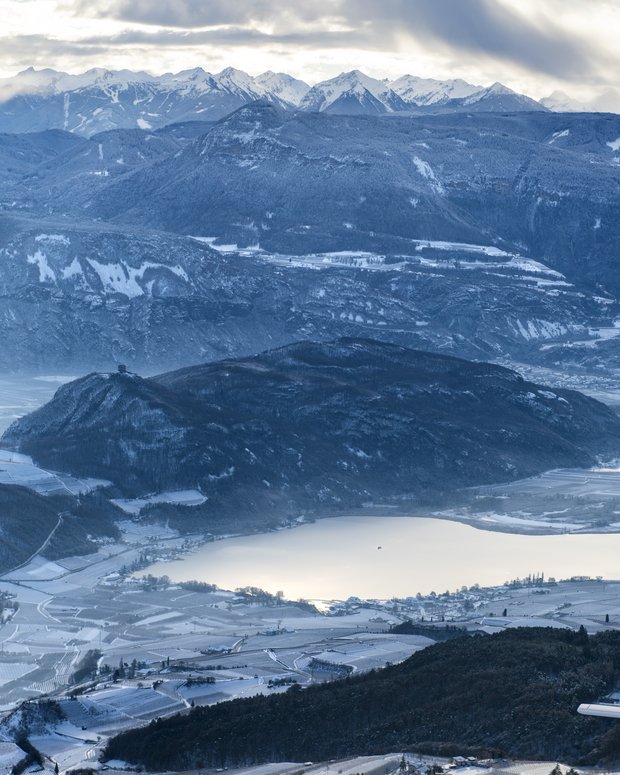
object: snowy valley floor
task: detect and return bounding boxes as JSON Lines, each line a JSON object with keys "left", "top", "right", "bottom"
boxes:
{"left": 1, "top": 515, "right": 620, "bottom": 769}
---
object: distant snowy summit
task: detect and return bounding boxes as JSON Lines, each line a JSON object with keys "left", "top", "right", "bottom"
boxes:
{"left": 541, "top": 88, "right": 620, "bottom": 114}
{"left": 0, "top": 65, "right": 312, "bottom": 135}
{"left": 299, "top": 70, "right": 542, "bottom": 115}
{"left": 0, "top": 65, "right": 611, "bottom": 136}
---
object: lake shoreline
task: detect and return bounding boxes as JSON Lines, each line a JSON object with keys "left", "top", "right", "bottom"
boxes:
{"left": 142, "top": 515, "right": 620, "bottom": 600}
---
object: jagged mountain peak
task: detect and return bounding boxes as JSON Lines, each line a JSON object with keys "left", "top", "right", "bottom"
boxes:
{"left": 215, "top": 66, "right": 257, "bottom": 90}
{"left": 461, "top": 81, "right": 546, "bottom": 111}
{"left": 217, "top": 65, "right": 251, "bottom": 78}
{"left": 487, "top": 81, "right": 514, "bottom": 94}
{"left": 317, "top": 69, "right": 385, "bottom": 93}
{"left": 177, "top": 66, "right": 208, "bottom": 76}
{"left": 0, "top": 66, "right": 564, "bottom": 135}
{"left": 17, "top": 66, "right": 60, "bottom": 78}
{"left": 299, "top": 69, "right": 406, "bottom": 115}
{"left": 340, "top": 69, "right": 372, "bottom": 81}
{"left": 254, "top": 71, "right": 310, "bottom": 105}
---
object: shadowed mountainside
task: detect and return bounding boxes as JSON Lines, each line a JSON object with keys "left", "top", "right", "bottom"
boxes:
{"left": 3, "top": 339, "right": 620, "bottom": 527}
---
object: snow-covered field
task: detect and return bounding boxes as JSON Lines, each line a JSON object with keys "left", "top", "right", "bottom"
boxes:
{"left": 0, "top": 449, "right": 107, "bottom": 497}
{"left": 1, "top": 513, "right": 620, "bottom": 771}
{"left": 0, "top": 448, "right": 108, "bottom": 495}
{"left": 112, "top": 489, "right": 206, "bottom": 515}
{"left": 194, "top": 236, "right": 574, "bottom": 285}
{"left": 482, "top": 467, "right": 620, "bottom": 500}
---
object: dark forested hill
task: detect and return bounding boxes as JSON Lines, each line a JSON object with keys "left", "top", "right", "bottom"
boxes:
{"left": 0, "top": 486, "right": 120, "bottom": 571}
{"left": 3, "top": 339, "right": 620, "bottom": 525}
{"left": 105, "top": 627, "right": 620, "bottom": 770}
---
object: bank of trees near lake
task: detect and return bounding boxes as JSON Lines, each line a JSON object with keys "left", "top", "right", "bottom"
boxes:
{"left": 106, "top": 627, "right": 620, "bottom": 770}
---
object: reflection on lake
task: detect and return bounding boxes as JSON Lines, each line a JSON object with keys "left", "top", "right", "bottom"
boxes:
{"left": 144, "top": 516, "right": 620, "bottom": 600}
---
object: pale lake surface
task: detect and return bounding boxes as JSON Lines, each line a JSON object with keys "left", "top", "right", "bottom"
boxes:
{"left": 145, "top": 516, "right": 620, "bottom": 600}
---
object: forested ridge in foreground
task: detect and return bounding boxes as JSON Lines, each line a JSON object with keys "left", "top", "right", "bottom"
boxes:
{"left": 106, "top": 628, "right": 620, "bottom": 770}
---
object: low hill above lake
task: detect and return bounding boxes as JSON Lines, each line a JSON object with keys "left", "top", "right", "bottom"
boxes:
{"left": 4, "top": 339, "right": 620, "bottom": 528}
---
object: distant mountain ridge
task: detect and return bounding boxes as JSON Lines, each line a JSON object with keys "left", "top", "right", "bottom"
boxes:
{"left": 0, "top": 66, "right": 553, "bottom": 135}
{"left": 2, "top": 107, "right": 620, "bottom": 373}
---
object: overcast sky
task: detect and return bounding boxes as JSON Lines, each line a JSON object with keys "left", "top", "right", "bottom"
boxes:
{"left": 2, "top": 0, "right": 619, "bottom": 104}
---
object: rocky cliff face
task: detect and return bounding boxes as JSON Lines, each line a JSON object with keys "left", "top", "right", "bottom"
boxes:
{"left": 4, "top": 340, "right": 620, "bottom": 520}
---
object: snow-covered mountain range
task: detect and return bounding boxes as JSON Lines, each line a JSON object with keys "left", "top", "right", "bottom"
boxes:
{"left": 0, "top": 66, "right": 560, "bottom": 135}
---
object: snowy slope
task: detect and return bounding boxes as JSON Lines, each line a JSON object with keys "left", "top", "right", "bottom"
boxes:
{"left": 389, "top": 75, "right": 480, "bottom": 106}
{"left": 254, "top": 71, "right": 310, "bottom": 106}
{"left": 299, "top": 70, "right": 406, "bottom": 114}
{"left": 461, "top": 82, "right": 546, "bottom": 111}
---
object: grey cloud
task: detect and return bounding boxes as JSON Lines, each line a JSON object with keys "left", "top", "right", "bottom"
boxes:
{"left": 79, "top": 25, "right": 375, "bottom": 50}
{"left": 71, "top": 0, "right": 341, "bottom": 28}
{"left": 0, "top": 34, "right": 108, "bottom": 60}
{"left": 348, "top": 0, "right": 599, "bottom": 80}
{"left": 68, "top": 0, "right": 614, "bottom": 82}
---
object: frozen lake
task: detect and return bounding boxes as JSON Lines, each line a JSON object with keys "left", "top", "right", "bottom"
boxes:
{"left": 145, "top": 516, "right": 620, "bottom": 599}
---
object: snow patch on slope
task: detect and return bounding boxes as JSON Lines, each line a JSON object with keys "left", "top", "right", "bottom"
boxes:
{"left": 548, "top": 129, "right": 570, "bottom": 144}
{"left": 27, "top": 250, "right": 56, "bottom": 282}
{"left": 412, "top": 157, "right": 444, "bottom": 194}
{"left": 35, "top": 234, "right": 70, "bottom": 245}
{"left": 86, "top": 259, "right": 189, "bottom": 298}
